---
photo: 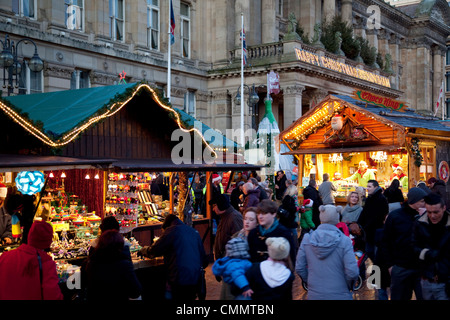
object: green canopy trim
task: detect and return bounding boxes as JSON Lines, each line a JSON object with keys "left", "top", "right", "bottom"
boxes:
{"left": 0, "top": 83, "right": 217, "bottom": 158}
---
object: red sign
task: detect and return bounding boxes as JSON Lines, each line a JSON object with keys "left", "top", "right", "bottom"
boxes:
{"left": 352, "top": 90, "right": 408, "bottom": 112}
{"left": 268, "top": 71, "right": 280, "bottom": 95}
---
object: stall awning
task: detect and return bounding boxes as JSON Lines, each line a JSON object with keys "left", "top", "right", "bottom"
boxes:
{"left": 282, "top": 145, "right": 401, "bottom": 155}
{"left": 0, "top": 154, "right": 116, "bottom": 172}
{"left": 110, "top": 158, "right": 262, "bottom": 172}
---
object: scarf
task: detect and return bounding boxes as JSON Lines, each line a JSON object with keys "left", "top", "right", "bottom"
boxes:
{"left": 258, "top": 219, "right": 279, "bottom": 236}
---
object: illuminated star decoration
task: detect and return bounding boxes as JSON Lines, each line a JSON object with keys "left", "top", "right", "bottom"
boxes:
{"left": 118, "top": 70, "right": 127, "bottom": 84}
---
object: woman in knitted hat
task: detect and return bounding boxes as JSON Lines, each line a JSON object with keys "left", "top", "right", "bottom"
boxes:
{"left": 296, "top": 205, "right": 359, "bottom": 300}
{"left": 245, "top": 237, "right": 294, "bottom": 300}
{"left": 0, "top": 221, "right": 63, "bottom": 300}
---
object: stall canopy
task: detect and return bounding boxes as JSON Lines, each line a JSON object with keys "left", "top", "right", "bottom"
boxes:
{"left": 0, "top": 82, "right": 241, "bottom": 156}
{"left": 280, "top": 94, "right": 450, "bottom": 156}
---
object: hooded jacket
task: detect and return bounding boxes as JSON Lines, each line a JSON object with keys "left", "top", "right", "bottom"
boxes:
{"left": 0, "top": 245, "right": 63, "bottom": 300}
{"left": 295, "top": 224, "right": 359, "bottom": 300}
{"left": 212, "top": 257, "right": 252, "bottom": 293}
{"left": 242, "top": 189, "right": 260, "bottom": 210}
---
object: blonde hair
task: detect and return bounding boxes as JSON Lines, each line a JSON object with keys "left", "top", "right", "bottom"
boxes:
{"left": 347, "top": 191, "right": 362, "bottom": 206}
{"left": 284, "top": 184, "right": 298, "bottom": 197}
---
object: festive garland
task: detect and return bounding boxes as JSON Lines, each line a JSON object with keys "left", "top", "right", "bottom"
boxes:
{"left": 409, "top": 137, "right": 423, "bottom": 167}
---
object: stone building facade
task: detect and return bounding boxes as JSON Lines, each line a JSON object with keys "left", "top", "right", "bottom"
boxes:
{"left": 0, "top": 0, "right": 449, "bottom": 139}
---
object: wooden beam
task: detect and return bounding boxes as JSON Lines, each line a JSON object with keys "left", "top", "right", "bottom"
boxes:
{"left": 407, "top": 133, "right": 450, "bottom": 142}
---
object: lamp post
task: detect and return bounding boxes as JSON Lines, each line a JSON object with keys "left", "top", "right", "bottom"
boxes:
{"left": 234, "top": 83, "right": 262, "bottom": 132}
{"left": 0, "top": 34, "right": 44, "bottom": 96}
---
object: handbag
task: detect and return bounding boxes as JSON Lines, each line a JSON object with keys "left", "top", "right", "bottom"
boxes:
{"left": 196, "top": 267, "right": 207, "bottom": 300}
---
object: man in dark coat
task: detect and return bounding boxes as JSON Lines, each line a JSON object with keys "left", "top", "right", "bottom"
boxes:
{"left": 139, "top": 214, "right": 208, "bottom": 302}
{"left": 275, "top": 171, "right": 287, "bottom": 201}
{"left": 428, "top": 177, "right": 448, "bottom": 207}
{"left": 378, "top": 187, "right": 427, "bottom": 300}
{"left": 357, "top": 179, "right": 389, "bottom": 262}
{"left": 230, "top": 181, "right": 244, "bottom": 211}
{"left": 412, "top": 193, "right": 450, "bottom": 300}
{"left": 302, "top": 179, "right": 323, "bottom": 229}
{"left": 250, "top": 177, "right": 268, "bottom": 201}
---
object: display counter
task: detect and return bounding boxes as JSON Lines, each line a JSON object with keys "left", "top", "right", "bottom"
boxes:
{"left": 132, "top": 218, "right": 211, "bottom": 254}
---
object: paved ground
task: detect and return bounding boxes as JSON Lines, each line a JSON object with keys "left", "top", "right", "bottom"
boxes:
{"left": 203, "top": 260, "right": 377, "bottom": 300}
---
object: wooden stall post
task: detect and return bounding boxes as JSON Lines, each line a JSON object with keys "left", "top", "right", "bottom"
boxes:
{"left": 205, "top": 171, "right": 212, "bottom": 219}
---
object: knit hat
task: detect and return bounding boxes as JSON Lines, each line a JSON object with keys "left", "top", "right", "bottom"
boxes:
{"left": 212, "top": 174, "right": 222, "bottom": 183}
{"left": 28, "top": 221, "right": 54, "bottom": 250}
{"left": 407, "top": 187, "right": 427, "bottom": 205}
{"left": 0, "top": 183, "right": 7, "bottom": 199}
{"left": 303, "top": 199, "right": 313, "bottom": 207}
{"left": 225, "top": 237, "right": 250, "bottom": 259}
{"left": 208, "top": 194, "right": 230, "bottom": 211}
{"left": 319, "top": 205, "right": 342, "bottom": 225}
{"left": 266, "top": 237, "right": 290, "bottom": 260}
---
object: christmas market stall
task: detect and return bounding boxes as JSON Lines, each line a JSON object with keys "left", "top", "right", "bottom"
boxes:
{"left": 0, "top": 82, "right": 260, "bottom": 300}
{"left": 279, "top": 91, "right": 450, "bottom": 205}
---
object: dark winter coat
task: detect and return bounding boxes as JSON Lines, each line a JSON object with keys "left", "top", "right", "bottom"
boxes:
{"left": 245, "top": 261, "right": 294, "bottom": 300}
{"left": 275, "top": 175, "right": 287, "bottom": 200}
{"left": 431, "top": 180, "right": 447, "bottom": 205}
{"left": 85, "top": 244, "right": 142, "bottom": 301}
{"left": 357, "top": 186, "right": 389, "bottom": 245}
{"left": 412, "top": 211, "right": 450, "bottom": 283}
{"left": 278, "top": 196, "right": 299, "bottom": 229}
{"left": 214, "top": 206, "right": 243, "bottom": 260}
{"left": 247, "top": 220, "right": 297, "bottom": 264}
{"left": 0, "top": 206, "right": 12, "bottom": 242}
{"left": 242, "top": 189, "right": 260, "bottom": 211}
{"left": 230, "top": 187, "right": 243, "bottom": 211}
{"left": 144, "top": 218, "right": 207, "bottom": 286}
{"left": 383, "top": 187, "right": 405, "bottom": 204}
{"left": 379, "top": 203, "right": 422, "bottom": 269}
{"left": 302, "top": 185, "right": 323, "bottom": 228}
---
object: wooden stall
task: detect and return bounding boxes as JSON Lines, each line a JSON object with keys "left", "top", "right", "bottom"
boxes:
{"left": 279, "top": 92, "right": 450, "bottom": 204}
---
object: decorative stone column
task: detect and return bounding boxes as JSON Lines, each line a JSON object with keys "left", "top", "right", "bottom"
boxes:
{"left": 322, "top": 0, "right": 336, "bottom": 23}
{"left": 262, "top": 0, "right": 276, "bottom": 43}
{"left": 308, "top": 88, "right": 329, "bottom": 110}
{"left": 416, "top": 41, "right": 431, "bottom": 113}
{"left": 341, "top": 0, "right": 353, "bottom": 25}
{"left": 389, "top": 34, "right": 401, "bottom": 90}
{"left": 283, "top": 85, "right": 305, "bottom": 129}
{"left": 433, "top": 46, "right": 445, "bottom": 115}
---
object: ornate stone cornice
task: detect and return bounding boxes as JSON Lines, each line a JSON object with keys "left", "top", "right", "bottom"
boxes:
{"left": 283, "top": 85, "right": 306, "bottom": 96}
{"left": 43, "top": 64, "right": 73, "bottom": 80}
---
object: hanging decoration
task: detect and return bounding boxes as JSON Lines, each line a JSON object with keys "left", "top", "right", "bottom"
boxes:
{"left": 409, "top": 137, "right": 423, "bottom": 167}
{"left": 15, "top": 171, "right": 45, "bottom": 195}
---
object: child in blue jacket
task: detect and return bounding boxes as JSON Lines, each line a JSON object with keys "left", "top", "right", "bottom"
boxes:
{"left": 212, "top": 237, "right": 253, "bottom": 299}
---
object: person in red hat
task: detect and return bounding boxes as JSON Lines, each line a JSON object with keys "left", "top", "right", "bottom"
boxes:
{"left": 0, "top": 183, "right": 13, "bottom": 245}
{"left": 0, "top": 220, "right": 63, "bottom": 300}
{"left": 299, "top": 199, "right": 315, "bottom": 245}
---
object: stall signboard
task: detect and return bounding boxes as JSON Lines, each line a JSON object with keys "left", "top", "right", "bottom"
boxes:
{"left": 439, "top": 161, "right": 449, "bottom": 183}
{"left": 351, "top": 90, "right": 408, "bottom": 112}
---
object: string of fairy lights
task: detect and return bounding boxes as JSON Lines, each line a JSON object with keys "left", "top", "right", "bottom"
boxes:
{"left": 0, "top": 83, "right": 217, "bottom": 159}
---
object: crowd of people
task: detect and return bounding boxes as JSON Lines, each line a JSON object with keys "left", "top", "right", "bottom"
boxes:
{"left": 0, "top": 172, "right": 448, "bottom": 301}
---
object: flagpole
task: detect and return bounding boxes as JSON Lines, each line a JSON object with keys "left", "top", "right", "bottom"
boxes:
{"left": 240, "top": 13, "right": 244, "bottom": 148}
{"left": 167, "top": 1, "right": 172, "bottom": 102}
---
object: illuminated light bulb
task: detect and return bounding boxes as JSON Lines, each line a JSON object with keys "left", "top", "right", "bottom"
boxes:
{"left": 85, "top": 174, "right": 90, "bottom": 179}
{"left": 61, "top": 172, "right": 66, "bottom": 178}
{"left": 94, "top": 173, "right": 100, "bottom": 179}
{"left": 49, "top": 172, "right": 54, "bottom": 178}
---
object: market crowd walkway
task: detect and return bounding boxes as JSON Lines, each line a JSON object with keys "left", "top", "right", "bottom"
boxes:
{"left": 202, "top": 262, "right": 377, "bottom": 300}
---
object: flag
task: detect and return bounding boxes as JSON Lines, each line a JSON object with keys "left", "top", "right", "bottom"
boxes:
{"left": 170, "top": 0, "right": 175, "bottom": 45}
{"left": 434, "top": 81, "right": 444, "bottom": 116}
{"left": 240, "top": 27, "right": 247, "bottom": 66}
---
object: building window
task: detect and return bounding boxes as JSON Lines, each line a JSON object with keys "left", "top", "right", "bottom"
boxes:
{"left": 12, "top": 0, "right": 36, "bottom": 19}
{"left": 419, "top": 145, "right": 436, "bottom": 183}
{"left": 277, "top": 0, "right": 283, "bottom": 16}
{"left": 184, "top": 91, "right": 196, "bottom": 117}
{"left": 447, "top": 46, "right": 450, "bottom": 65}
{"left": 17, "top": 61, "right": 43, "bottom": 95}
{"left": 447, "top": 73, "right": 450, "bottom": 92}
{"left": 446, "top": 99, "right": 450, "bottom": 119}
{"left": 65, "top": 0, "right": 84, "bottom": 31}
{"left": 180, "top": 3, "right": 190, "bottom": 58}
{"left": 110, "top": 0, "right": 125, "bottom": 41}
{"left": 70, "top": 70, "right": 90, "bottom": 89}
{"left": 147, "top": 0, "right": 159, "bottom": 50}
